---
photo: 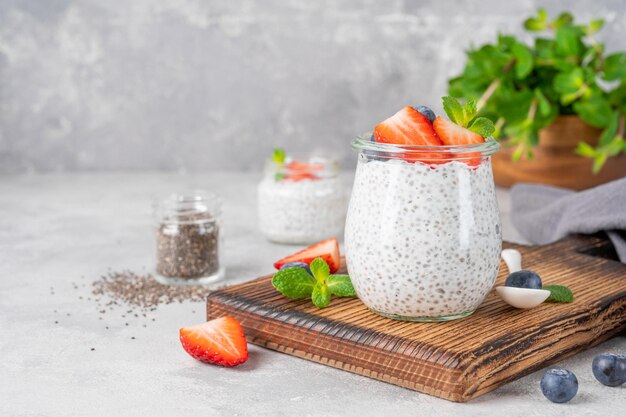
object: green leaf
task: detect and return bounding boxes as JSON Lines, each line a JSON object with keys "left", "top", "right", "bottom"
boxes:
{"left": 272, "top": 148, "right": 286, "bottom": 165}
{"left": 553, "top": 68, "right": 585, "bottom": 94}
{"left": 271, "top": 268, "right": 316, "bottom": 299}
{"left": 524, "top": 8, "right": 548, "bottom": 31}
{"left": 573, "top": 96, "right": 613, "bottom": 128}
{"left": 552, "top": 12, "right": 574, "bottom": 29}
{"left": 593, "top": 153, "right": 608, "bottom": 174}
{"left": 468, "top": 117, "right": 495, "bottom": 137}
{"left": 555, "top": 25, "right": 583, "bottom": 58}
{"left": 511, "top": 42, "right": 534, "bottom": 79}
{"left": 575, "top": 141, "right": 596, "bottom": 157}
{"left": 603, "top": 52, "right": 626, "bottom": 81}
{"left": 598, "top": 111, "right": 620, "bottom": 146}
{"left": 534, "top": 89, "right": 552, "bottom": 116}
{"left": 442, "top": 96, "right": 465, "bottom": 125}
{"left": 327, "top": 275, "right": 356, "bottom": 297}
{"left": 311, "top": 281, "right": 330, "bottom": 308}
{"left": 543, "top": 285, "right": 574, "bottom": 303}
{"left": 586, "top": 18, "right": 605, "bottom": 35}
{"left": 309, "top": 257, "right": 330, "bottom": 283}
{"left": 463, "top": 98, "right": 477, "bottom": 123}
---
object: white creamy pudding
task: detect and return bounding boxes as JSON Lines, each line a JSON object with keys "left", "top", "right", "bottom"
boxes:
{"left": 344, "top": 158, "right": 501, "bottom": 320}
{"left": 258, "top": 177, "right": 346, "bottom": 244}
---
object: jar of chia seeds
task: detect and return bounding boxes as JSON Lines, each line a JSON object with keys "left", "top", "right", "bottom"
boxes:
{"left": 153, "top": 191, "right": 224, "bottom": 285}
{"left": 257, "top": 151, "right": 346, "bottom": 244}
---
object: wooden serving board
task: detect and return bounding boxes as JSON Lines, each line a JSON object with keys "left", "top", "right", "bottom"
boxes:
{"left": 206, "top": 235, "right": 626, "bottom": 402}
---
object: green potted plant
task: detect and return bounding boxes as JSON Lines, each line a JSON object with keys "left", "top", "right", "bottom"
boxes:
{"left": 448, "top": 9, "right": 626, "bottom": 190}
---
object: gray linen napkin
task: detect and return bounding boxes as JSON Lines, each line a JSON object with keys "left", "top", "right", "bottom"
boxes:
{"left": 510, "top": 177, "right": 626, "bottom": 263}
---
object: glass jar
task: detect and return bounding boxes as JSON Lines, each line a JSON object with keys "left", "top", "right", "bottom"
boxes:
{"left": 345, "top": 135, "right": 501, "bottom": 321}
{"left": 257, "top": 154, "right": 346, "bottom": 244}
{"left": 153, "top": 191, "right": 224, "bottom": 285}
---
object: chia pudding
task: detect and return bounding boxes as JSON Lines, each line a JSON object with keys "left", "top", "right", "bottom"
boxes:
{"left": 345, "top": 153, "right": 501, "bottom": 320}
{"left": 258, "top": 155, "right": 346, "bottom": 244}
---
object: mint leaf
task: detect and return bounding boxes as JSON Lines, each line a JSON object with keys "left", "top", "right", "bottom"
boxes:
{"left": 310, "top": 257, "right": 330, "bottom": 283}
{"left": 543, "top": 285, "right": 574, "bottom": 303}
{"left": 468, "top": 117, "right": 495, "bottom": 137}
{"left": 272, "top": 148, "right": 286, "bottom": 166}
{"left": 511, "top": 42, "right": 533, "bottom": 79}
{"left": 573, "top": 96, "right": 613, "bottom": 128}
{"left": 463, "top": 99, "right": 477, "bottom": 124}
{"left": 603, "top": 52, "right": 626, "bottom": 81}
{"left": 553, "top": 68, "right": 585, "bottom": 94}
{"left": 327, "top": 275, "right": 356, "bottom": 297}
{"left": 312, "top": 281, "right": 330, "bottom": 308}
{"left": 271, "top": 268, "right": 315, "bottom": 299}
{"left": 442, "top": 96, "right": 465, "bottom": 126}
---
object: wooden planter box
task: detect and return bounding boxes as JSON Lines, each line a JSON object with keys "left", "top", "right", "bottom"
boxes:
{"left": 492, "top": 115, "right": 626, "bottom": 190}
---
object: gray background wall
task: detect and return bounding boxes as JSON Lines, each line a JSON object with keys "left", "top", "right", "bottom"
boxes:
{"left": 0, "top": 0, "right": 624, "bottom": 174}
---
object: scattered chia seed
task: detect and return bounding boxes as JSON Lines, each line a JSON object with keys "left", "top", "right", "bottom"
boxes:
{"left": 92, "top": 270, "right": 223, "bottom": 312}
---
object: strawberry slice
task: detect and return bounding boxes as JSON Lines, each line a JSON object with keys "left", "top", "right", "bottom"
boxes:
{"left": 273, "top": 238, "right": 340, "bottom": 273}
{"left": 179, "top": 317, "right": 249, "bottom": 367}
{"left": 286, "top": 160, "right": 323, "bottom": 172}
{"left": 433, "top": 116, "right": 485, "bottom": 145}
{"left": 284, "top": 172, "right": 319, "bottom": 182}
{"left": 433, "top": 116, "right": 485, "bottom": 166}
{"left": 374, "top": 106, "right": 443, "bottom": 146}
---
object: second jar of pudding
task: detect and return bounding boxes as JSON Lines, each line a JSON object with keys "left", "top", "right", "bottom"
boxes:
{"left": 345, "top": 136, "right": 502, "bottom": 321}
{"left": 258, "top": 153, "right": 345, "bottom": 244}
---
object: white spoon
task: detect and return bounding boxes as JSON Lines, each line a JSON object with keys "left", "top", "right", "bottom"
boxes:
{"left": 496, "top": 248, "right": 550, "bottom": 309}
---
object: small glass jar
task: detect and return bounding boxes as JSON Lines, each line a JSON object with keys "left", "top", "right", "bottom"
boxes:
{"left": 257, "top": 154, "right": 346, "bottom": 244}
{"left": 153, "top": 191, "right": 224, "bottom": 285}
{"left": 345, "top": 135, "right": 501, "bottom": 321}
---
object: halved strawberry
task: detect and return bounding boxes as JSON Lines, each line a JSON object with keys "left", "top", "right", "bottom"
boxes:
{"left": 273, "top": 238, "right": 340, "bottom": 273}
{"left": 179, "top": 316, "right": 248, "bottom": 367}
{"left": 433, "top": 116, "right": 485, "bottom": 145}
{"left": 374, "top": 106, "right": 443, "bottom": 146}
{"left": 284, "top": 172, "right": 319, "bottom": 182}
{"left": 286, "top": 160, "right": 323, "bottom": 172}
{"left": 433, "top": 116, "right": 484, "bottom": 166}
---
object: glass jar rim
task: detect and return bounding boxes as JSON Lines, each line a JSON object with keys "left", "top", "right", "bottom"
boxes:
{"left": 352, "top": 133, "right": 500, "bottom": 156}
{"left": 154, "top": 190, "right": 221, "bottom": 224}
{"left": 265, "top": 154, "right": 339, "bottom": 179}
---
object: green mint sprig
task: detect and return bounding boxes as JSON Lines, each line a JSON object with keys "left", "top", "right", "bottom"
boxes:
{"left": 272, "top": 257, "right": 356, "bottom": 308}
{"left": 442, "top": 96, "right": 495, "bottom": 138}
{"left": 543, "top": 285, "right": 574, "bottom": 303}
{"left": 272, "top": 148, "right": 286, "bottom": 181}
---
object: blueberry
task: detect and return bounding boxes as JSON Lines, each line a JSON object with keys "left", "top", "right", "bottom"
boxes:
{"left": 592, "top": 353, "right": 626, "bottom": 387}
{"left": 280, "top": 262, "right": 311, "bottom": 275}
{"left": 414, "top": 105, "right": 436, "bottom": 123}
{"left": 370, "top": 133, "right": 375, "bottom": 141}
{"left": 505, "top": 270, "right": 542, "bottom": 289}
{"left": 540, "top": 369, "right": 578, "bottom": 403}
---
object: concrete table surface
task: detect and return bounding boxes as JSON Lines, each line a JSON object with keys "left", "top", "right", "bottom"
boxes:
{"left": 1, "top": 172, "right": 624, "bottom": 417}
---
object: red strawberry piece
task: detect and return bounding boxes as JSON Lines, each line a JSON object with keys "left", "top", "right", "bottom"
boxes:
{"left": 433, "top": 116, "right": 485, "bottom": 145}
{"left": 273, "top": 238, "right": 340, "bottom": 273}
{"left": 284, "top": 172, "right": 319, "bottom": 181}
{"left": 179, "top": 316, "right": 249, "bottom": 367}
{"left": 374, "top": 106, "right": 443, "bottom": 146}
{"left": 286, "top": 160, "right": 323, "bottom": 172}
{"left": 433, "top": 116, "right": 485, "bottom": 166}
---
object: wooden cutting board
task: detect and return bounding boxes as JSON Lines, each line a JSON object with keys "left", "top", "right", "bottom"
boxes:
{"left": 206, "top": 235, "right": 626, "bottom": 402}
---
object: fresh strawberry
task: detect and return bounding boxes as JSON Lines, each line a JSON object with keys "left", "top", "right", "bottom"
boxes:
{"left": 433, "top": 116, "right": 484, "bottom": 166}
{"left": 284, "top": 172, "right": 319, "bottom": 181}
{"left": 374, "top": 106, "right": 443, "bottom": 146}
{"left": 273, "top": 238, "right": 340, "bottom": 273}
{"left": 286, "top": 160, "right": 323, "bottom": 172}
{"left": 179, "top": 316, "right": 248, "bottom": 367}
{"left": 433, "top": 116, "right": 485, "bottom": 145}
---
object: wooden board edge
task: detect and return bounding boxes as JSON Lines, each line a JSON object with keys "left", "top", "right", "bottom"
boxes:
{"left": 207, "top": 297, "right": 470, "bottom": 402}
